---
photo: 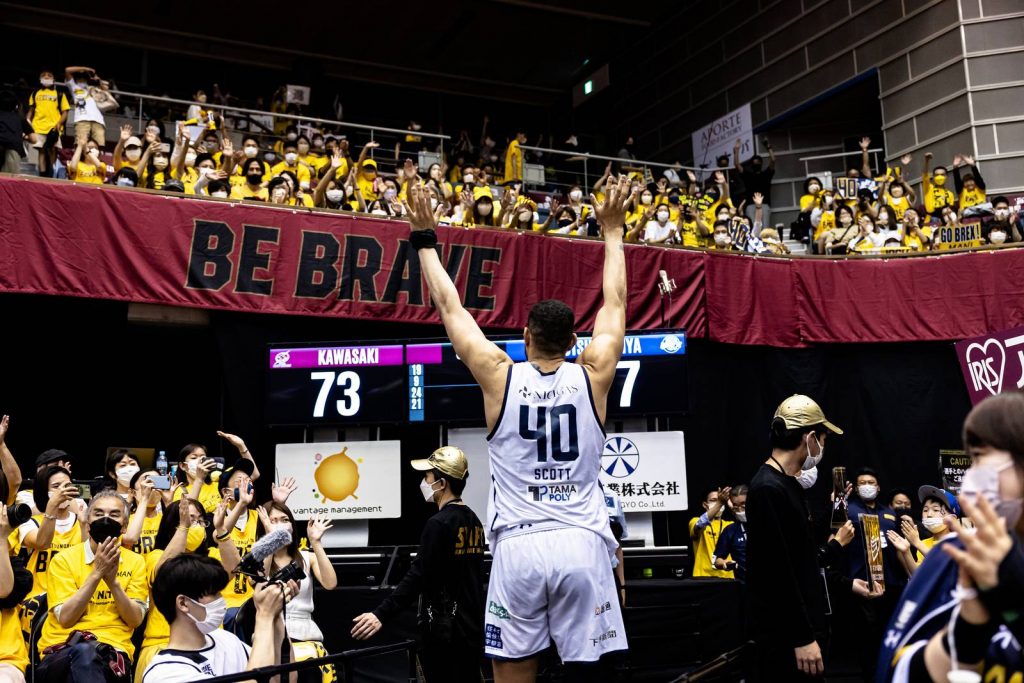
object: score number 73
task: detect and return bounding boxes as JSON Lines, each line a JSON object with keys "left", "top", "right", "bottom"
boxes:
{"left": 308, "top": 360, "right": 638, "bottom": 418}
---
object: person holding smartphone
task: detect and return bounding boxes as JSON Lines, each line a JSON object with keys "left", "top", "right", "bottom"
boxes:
{"left": 122, "top": 471, "right": 163, "bottom": 556}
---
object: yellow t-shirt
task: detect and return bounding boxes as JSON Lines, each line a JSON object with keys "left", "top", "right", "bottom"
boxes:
{"left": 38, "top": 543, "right": 149, "bottom": 659}
{"left": 29, "top": 87, "right": 70, "bottom": 134}
{"left": 886, "top": 194, "right": 911, "bottom": 222}
{"left": 960, "top": 186, "right": 986, "bottom": 209}
{"left": 175, "top": 166, "right": 200, "bottom": 195}
{"left": 0, "top": 607, "right": 27, "bottom": 672}
{"left": 141, "top": 547, "right": 224, "bottom": 648}
{"left": 298, "top": 154, "right": 328, "bottom": 174}
{"left": 71, "top": 159, "right": 104, "bottom": 184}
{"left": 799, "top": 193, "right": 820, "bottom": 212}
{"left": 688, "top": 516, "right": 735, "bottom": 579}
{"left": 270, "top": 161, "right": 311, "bottom": 185}
{"left": 223, "top": 509, "right": 258, "bottom": 609}
{"left": 18, "top": 514, "right": 84, "bottom": 600}
{"left": 129, "top": 512, "right": 162, "bottom": 556}
{"left": 140, "top": 169, "right": 169, "bottom": 190}
{"left": 504, "top": 139, "right": 523, "bottom": 182}
{"left": 814, "top": 210, "right": 836, "bottom": 242}
{"left": 903, "top": 226, "right": 933, "bottom": 252}
{"left": 172, "top": 480, "right": 223, "bottom": 514}
{"left": 678, "top": 220, "right": 701, "bottom": 248}
{"left": 922, "top": 175, "right": 955, "bottom": 215}
{"left": 357, "top": 173, "right": 379, "bottom": 202}
{"left": 230, "top": 184, "right": 268, "bottom": 201}
{"left": 289, "top": 194, "right": 315, "bottom": 208}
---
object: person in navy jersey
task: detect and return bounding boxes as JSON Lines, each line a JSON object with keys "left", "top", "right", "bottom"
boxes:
{"left": 878, "top": 392, "right": 1024, "bottom": 682}
{"left": 713, "top": 485, "right": 748, "bottom": 581}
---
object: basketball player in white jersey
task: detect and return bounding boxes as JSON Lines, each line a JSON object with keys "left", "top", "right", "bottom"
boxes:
{"left": 405, "top": 176, "right": 633, "bottom": 682}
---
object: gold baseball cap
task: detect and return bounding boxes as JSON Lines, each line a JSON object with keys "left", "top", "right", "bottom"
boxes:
{"left": 410, "top": 446, "right": 469, "bottom": 480}
{"left": 773, "top": 395, "right": 843, "bottom": 435}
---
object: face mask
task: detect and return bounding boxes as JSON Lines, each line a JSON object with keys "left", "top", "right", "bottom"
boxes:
{"left": 518, "top": 211, "right": 532, "bottom": 223}
{"left": 657, "top": 210, "right": 670, "bottom": 222}
{"left": 286, "top": 132, "right": 297, "bottom": 141}
{"left": 990, "top": 230, "right": 1007, "bottom": 245}
{"left": 211, "top": 190, "right": 228, "bottom": 199}
{"left": 734, "top": 511, "right": 747, "bottom": 523}
{"left": 824, "top": 195, "right": 834, "bottom": 205}
{"left": 87, "top": 148, "right": 100, "bottom": 159}
{"left": 384, "top": 188, "right": 397, "bottom": 200}
{"left": 125, "top": 148, "right": 141, "bottom": 161}
{"left": 116, "top": 177, "right": 135, "bottom": 187}
{"left": 641, "top": 195, "right": 653, "bottom": 205}
{"left": 419, "top": 478, "right": 440, "bottom": 502}
{"left": 995, "top": 208, "right": 1009, "bottom": 220}
{"left": 284, "top": 152, "right": 298, "bottom": 165}
{"left": 922, "top": 517, "right": 947, "bottom": 533}
{"left": 312, "top": 138, "right": 323, "bottom": 148}
{"left": 857, "top": 484, "right": 878, "bottom": 501}
{"left": 802, "top": 435, "right": 824, "bottom": 471}
{"left": 961, "top": 461, "right": 1022, "bottom": 527}
{"left": 244, "top": 145, "right": 258, "bottom": 158}
{"left": 186, "top": 524, "right": 206, "bottom": 551}
{"left": 297, "top": 143, "right": 310, "bottom": 155}
{"left": 714, "top": 233, "right": 729, "bottom": 246}
{"left": 185, "top": 596, "right": 226, "bottom": 634}
{"left": 932, "top": 174, "right": 946, "bottom": 186}
{"left": 893, "top": 506, "right": 912, "bottom": 516}
{"left": 299, "top": 180, "right": 310, "bottom": 191}
{"left": 199, "top": 166, "right": 216, "bottom": 178}
{"left": 796, "top": 466, "right": 818, "bottom": 489}
{"left": 184, "top": 152, "right": 197, "bottom": 167}
{"left": 264, "top": 152, "right": 276, "bottom": 163}
{"left": 477, "top": 203, "right": 493, "bottom": 216}
{"left": 808, "top": 183, "right": 821, "bottom": 194}
{"left": 326, "top": 189, "right": 344, "bottom": 203}
{"left": 840, "top": 215, "right": 852, "bottom": 226}
{"left": 717, "top": 213, "right": 730, "bottom": 222}
{"left": 464, "top": 174, "right": 474, "bottom": 184}
{"left": 89, "top": 516, "right": 122, "bottom": 544}
{"left": 272, "top": 190, "right": 288, "bottom": 203}
{"left": 247, "top": 172, "right": 262, "bottom": 185}
{"left": 154, "top": 157, "right": 169, "bottom": 170}
{"left": 430, "top": 198, "right": 439, "bottom": 211}
{"left": 40, "top": 78, "right": 54, "bottom": 87}
{"left": 116, "top": 464, "right": 140, "bottom": 485}
{"left": 569, "top": 190, "right": 582, "bottom": 201}
{"left": 204, "top": 140, "right": 218, "bottom": 152}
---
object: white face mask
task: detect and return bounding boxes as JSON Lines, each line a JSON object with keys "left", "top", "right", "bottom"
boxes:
{"left": 802, "top": 435, "right": 824, "bottom": 471}
{"left": 326, "top": 189, "right": 344, "bottom": 203}
{"left": 518, "top": 211, "right": 532, "bottom": 223}
{"left": 154, "top": 157, "right": 169, "bottom": 170}
{"left": 87, "top": 148, "right": 100, "bottom": 159}
{"left": 734, "top": 511, "right": 747, "bottom": 523}
{"left": 284, "top": 152, "right": 298, "bottom": 165}
{"left": 569, "top": 190, "right": 582, "bottom": 201}
{"left": 808, "top": 183, "right": 821, "bottom": 194}
{"left": 184, "top": 152, "right": 197, "bottom": 167}
{"left": 796, "top": 466, "right": 818, "bottom": 489}
{"left": 990, "top": 230, "right": 1007, "bottom": 245}
{"left": 464, "top": 174, "right": 474, "bottom": 184}
{"left": 244, "top": 146, "right": 258, "bottom": 158}
{"left": 995, "top": 208, "right": 1009, "bottom": 220}
{"left": 116, "top": 177, "right": 135, "bottom": 187}
{"left": 125, "top": 148, "right": 141, "bottom": 161}
{"left": 922, "top": 517, "right": 947, "bottom": 533}
{"left": 656, "top": 210, "right": 670, "bottom": 222}
{"left": 961, "top": 460, "right": 1022, "bottom": 528}
{"left": 185, "top": 596, "right": 226, "bottom": 634}
{"left": 713, "top": 233, "right": 729, "bottom": 246}
{"left": 857, "top": 484, "right": 878, "bottom": 502}
{"left": 419, "top": 478, "right": 440, "bottom": 503}
{"left": 116, "top": 464, "right": 140, "bottom": 485}
{"left": 641, "top": 195, "right": 653, "bottom": 205}
{"left": 430, "top": 198, "right": 439, "bottom": 211}
{"left": 211, "top": 191, "right": 228, "bottom": 198}
{"left": 40, "top": 78, "right": 54, "bottom": 87}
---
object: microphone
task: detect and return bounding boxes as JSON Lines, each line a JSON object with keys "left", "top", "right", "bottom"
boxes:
{"left": 657, "top": 270, "right": 676, "bottom": 295}
{"left": 235, "top": 527, "right": 292, "bottom": 578}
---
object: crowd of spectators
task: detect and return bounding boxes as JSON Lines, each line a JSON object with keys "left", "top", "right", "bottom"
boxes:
{"left": 2, "top": 68, "right": 1021, "bottom": 259}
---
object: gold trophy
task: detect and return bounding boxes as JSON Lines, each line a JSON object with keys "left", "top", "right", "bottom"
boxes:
{"left": 861, "top": 514, "right": 885, "bottom": 592}
{"left": 830, "top": 466, "right": 848, "bottom": 529}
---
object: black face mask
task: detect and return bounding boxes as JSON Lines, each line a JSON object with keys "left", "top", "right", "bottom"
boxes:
{"left": 89, "top": 516, "right": 122, "bottom": 545}
{"left": 247, "top": 172, "right": 262, "bottom": 185}
{"left": 893, "top": 506, "right": 912, "bottom": 516}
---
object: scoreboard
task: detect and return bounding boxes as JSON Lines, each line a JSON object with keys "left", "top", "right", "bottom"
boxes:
{"left": 266, "top": 331, "right": 687, "bottom": 426}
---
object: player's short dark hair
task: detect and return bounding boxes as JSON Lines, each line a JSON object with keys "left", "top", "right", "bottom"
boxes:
{"left": 527, "top": 300, "right": 575, "bottom": 356}
{"left": 769, "top": 418, "right": 822, "bottom": 451}
{"left": 432, "top": 469, "right": 467, "bottom": 496}
{"left": 152, "top": 555, "right": 229, "bottom": 624}
{"left": 855, "top": 467, "right": 879, "bottom": 482}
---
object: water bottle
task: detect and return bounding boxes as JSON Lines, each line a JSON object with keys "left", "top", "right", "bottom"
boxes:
{"left": 155, "top": 450, "right": 168, "bottom": 476}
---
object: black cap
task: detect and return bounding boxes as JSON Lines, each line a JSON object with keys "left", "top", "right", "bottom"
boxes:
{"left": 219, "top": 458, "right": 255, "bottom": 489}
{"left": 35, "top": 449, "right": 69, "bottom": 469}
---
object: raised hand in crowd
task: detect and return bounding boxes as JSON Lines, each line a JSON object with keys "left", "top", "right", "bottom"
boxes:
{"left": 271, "top": 477, "right": 297, "bottom": 505}
{"left": 834, "top": 520, "right": 856, "bottom": 547}
{"left": 591, "top": 174, "right": 636, "bottom": 235}
{"left": 944, "top": 495, "right": 1012, "bottom": 590}
{"left": 859, "top": 137, "right": 871, "bottom": 151}
{"left": 307, "top": 515, "right": 333, "bottom": 545}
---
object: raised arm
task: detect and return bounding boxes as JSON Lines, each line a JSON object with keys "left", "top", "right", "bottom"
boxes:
{"left": 578, "top": 176, "right": 634, "bottom": 421}
{"left": 0, "top": 417, "right": 20, "bottom": 503}
{"left": 859, "top": 137, "right": 872, "bottom": 177}
{"left": 405, "top": 182, "right": 512, "bottom": 431}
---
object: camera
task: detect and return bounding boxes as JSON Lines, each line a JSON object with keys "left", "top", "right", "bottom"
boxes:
{"left": 265, "top": 559, "right": 306, "bottom": 586}
{"left": 7, "top": 503, "right": 31, "bottom": 526}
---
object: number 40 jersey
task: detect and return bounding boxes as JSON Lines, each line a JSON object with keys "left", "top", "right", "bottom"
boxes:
{"left": 486, "top": 361, "right": 617, "bottom": 557}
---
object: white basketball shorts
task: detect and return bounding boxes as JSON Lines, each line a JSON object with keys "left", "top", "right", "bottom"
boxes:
{"left": 484, "top": 526, "right": 627, "bottom": 662}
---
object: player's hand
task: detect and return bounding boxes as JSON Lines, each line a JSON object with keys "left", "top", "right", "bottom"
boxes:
{"left": 901, "top": 519, "right": 920, "bottom": 546}
{"left": 794, "top": 640, "right": 823, "bottom": 676}
{"left": 834, "top": 520, "right": 856, "bottom": 547}
{"left": 886, "top": 529, "right": 909, "bottom": 553}
{"left": 851, "top": 578, "right": 884, "bottom": 599}
{"left": 591, "top": 174, "right": 636, "bottom": 237}
{"left": 403, "top": 182, "right": 436, "bottom": 232}
{"left": 351, "top": 612, "right": 382, "bottom": 640}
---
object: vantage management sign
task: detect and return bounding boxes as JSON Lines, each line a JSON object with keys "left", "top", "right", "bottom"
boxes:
{"left": 691, "top": 103, "right": 753, "bottom": 169}
{"left": 599, "top": 432, "right": 688, "bottom": 511}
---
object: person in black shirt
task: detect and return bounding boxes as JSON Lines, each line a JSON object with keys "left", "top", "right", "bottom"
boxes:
{"left": 351, "top": 446, "right": 485, "bottom": 683}
{"left": 747, "top": 395, "right": 843, "bottom": 681}
{"left": 0, "top": 90, "right": 37, "bottom": 174}
{"left": 733, "top": 137, "right": 776, "bottom": 228}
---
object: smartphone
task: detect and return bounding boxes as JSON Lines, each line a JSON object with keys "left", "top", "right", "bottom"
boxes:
{"left": 233, "top": 483, "right": 253, "bottom": 501}
{"left": 159, "top": 143, "right": 171, "bottom": 153}
{"left": 73, "top": 483, "right": 91, "bottom": 501}
{"left": 151, "top": 475, "right": 172, "bottom": 491}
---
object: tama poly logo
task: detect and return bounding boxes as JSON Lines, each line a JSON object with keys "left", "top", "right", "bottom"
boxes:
{"left": 311, "top": 447, "right": 362, "bottom": 502}
{"left": 273, "top": 351, "right": 292, "bottom": 368}
{"left": 602, "top": 437, "right": 639, "bottom": 478}
{"left": 660, "top": 335, "right": 683, "bottom": 354}
{"left": 955, "top": 326, "right": 1024, "bottom": 405}
{"left": 528, "top": 483, "right": 577, "bottom": 502}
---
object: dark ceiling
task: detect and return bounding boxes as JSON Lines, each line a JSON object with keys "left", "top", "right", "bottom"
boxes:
{"left": 3, "top": 1, "right": 682, "bottom": 106}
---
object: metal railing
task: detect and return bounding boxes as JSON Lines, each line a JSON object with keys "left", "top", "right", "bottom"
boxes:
{"left": 202, "top": 640, "right": 417, "bottom": 683}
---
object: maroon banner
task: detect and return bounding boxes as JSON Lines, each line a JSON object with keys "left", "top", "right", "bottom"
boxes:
{"left": 4, "top": 176, "right": 1024, "bottom": 347}
{"left": 955, "top": 325, "right": 1024, "bottom": 405}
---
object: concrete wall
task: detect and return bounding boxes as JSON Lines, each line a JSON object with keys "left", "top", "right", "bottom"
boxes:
{"left": 612, "top": 0, "right": 1024, "bottom": 225}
